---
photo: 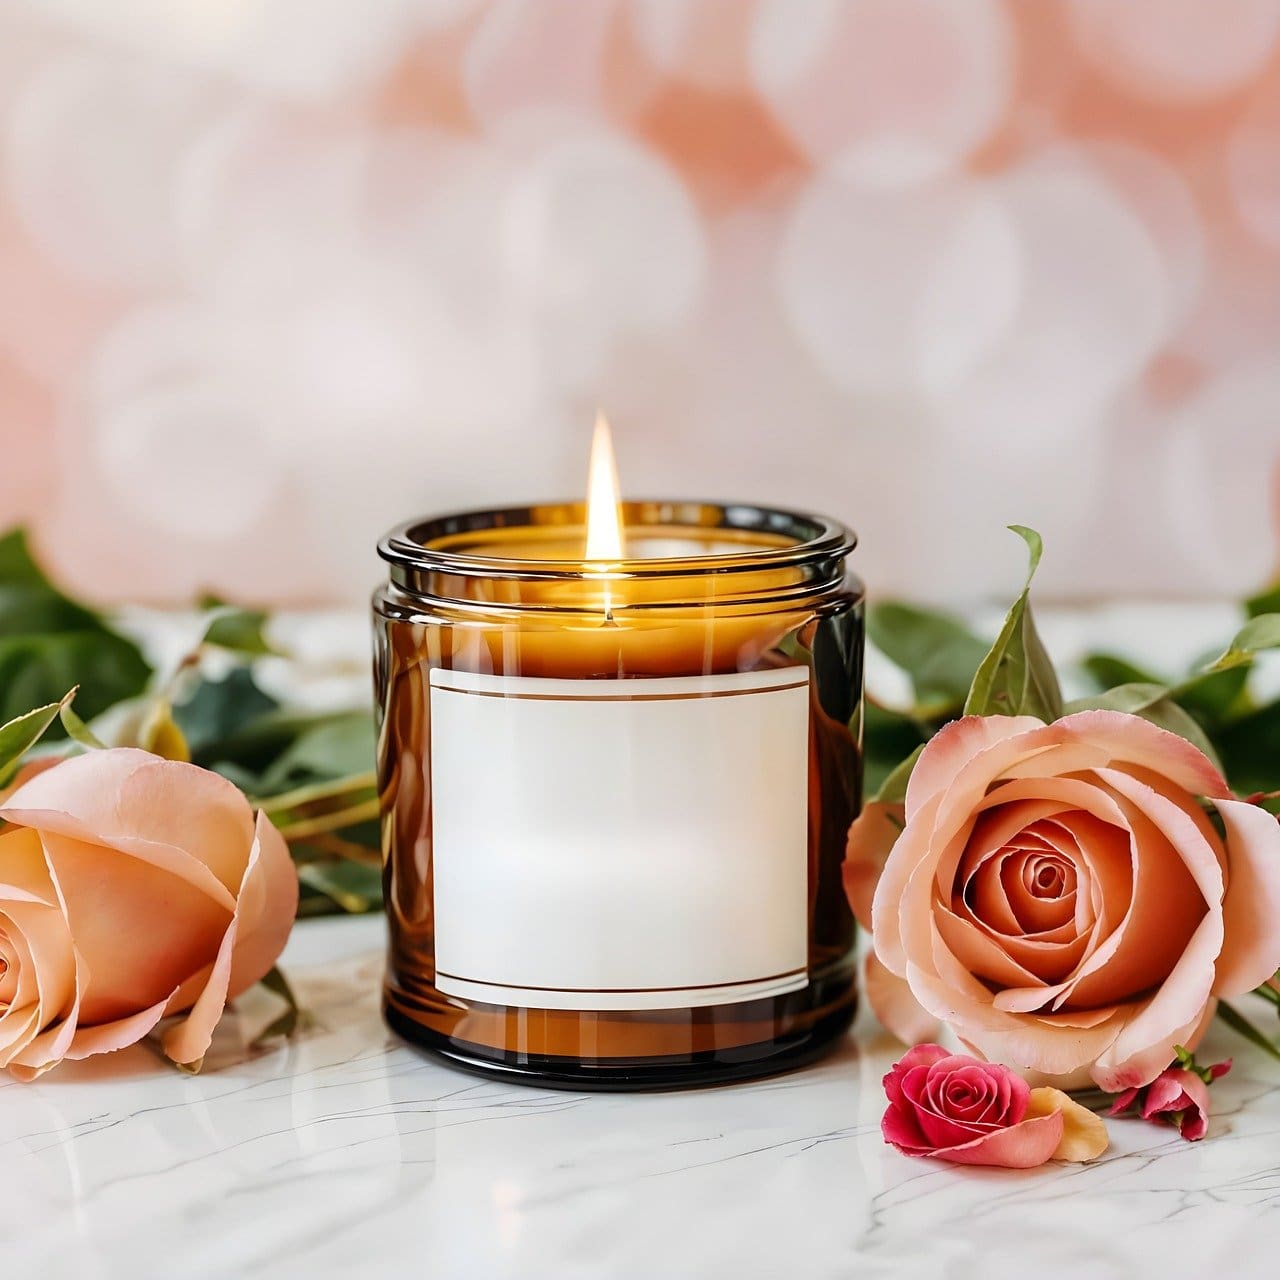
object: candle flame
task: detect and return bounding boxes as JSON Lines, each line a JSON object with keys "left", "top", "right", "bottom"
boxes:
{"left": 585, "top": 413, "right": 625, "bottom": 562}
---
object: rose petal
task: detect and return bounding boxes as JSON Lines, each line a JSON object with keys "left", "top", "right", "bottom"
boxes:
{"left": 904, "top": 716, "right": 1047, "bottom": 817}
{"left": 226, "top": 813, "right": 299, "bottom": 1000}
{"left": 2, "top": 750, "right": 255, "bottom": 898}
{"left": 1213, "top": 798, "right": 1280, "bottom": 996}
{"left": 161, "top": 812, "right": 296, "bottom": 1067}
{"left": 844, "top": 801, "right": 905, "bottom": 930}
{"left": 1027, "top": 1087, "right": 1108, "bottom": 1161}
{"left": 927, "top": 1110, "right": 1066, "bottom": 1169}
{"left": 865, "top": 952, "right": 943, "bottom": 1046}
{"left": 0, "top": 829, "right": 76, "bottom": 1070}
{"left": 1108, "top": 1087, "right": 1140, "bottom": 1116}
{"left": 935, "top": 904, "right": 1054, "bottom": 990}
{"left": 870, "top": 791, "right": 946, "bottom": 976}
{"left": 912, "top": 1102, "right": 989, "bottom": 1150}
{"left": 38, "top": 832, "right": 232, "bottom": 1025}
{"left": 65, "top": 995, "right": 173, "bottom": 1060}
{"left": 1062, "top": 776, "right": 1210, "bottom": 1010}
{"left": 881, "top": 1100, "right": 931, "bottom": 1152}
{"left": 1141, "top": 1071, "right": 1194, "bottom": 1118}
{"left": 1093, "top": 995, "right": 1215, "bottom": 1093}
{"left": 889, "top": 1043, "right": 952, "bottom": 1075}
{"left": 1045, "top": 711, "right": 1229, "bottom": 800}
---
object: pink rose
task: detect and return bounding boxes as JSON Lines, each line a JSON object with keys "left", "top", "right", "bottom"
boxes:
{"left": 846, "top": 711, "right": 1280, "bottom": 1091}
{"left": 1108, "top": 1059, "right": 1231, "bottom": 1141}
{"left": 882, "top": 1044, "right": 1106, "bottom": 1168}
{"left": 0, "top": 748, "right": 297, "bottom": 1080}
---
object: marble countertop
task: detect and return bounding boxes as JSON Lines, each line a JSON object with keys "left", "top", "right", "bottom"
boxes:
{"left": 6, "top": 913, "right": 1279, "bottom": 1280}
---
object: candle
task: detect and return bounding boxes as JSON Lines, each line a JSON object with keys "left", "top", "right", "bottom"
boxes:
{"left": 373, "top": 419, "right": 865, "bottom": 1088}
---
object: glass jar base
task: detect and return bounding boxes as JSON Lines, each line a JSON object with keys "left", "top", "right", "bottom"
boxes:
{"left": 384, "top": 1000, "right": 855, "bottom": 1092}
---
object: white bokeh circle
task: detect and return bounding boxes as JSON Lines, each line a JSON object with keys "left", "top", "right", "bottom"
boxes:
{"left": 1162, "top": 362, "right": 1280, "bottom": 593}
{"left": 465, "top": 0, "right": 621, "bottom": 128}
{"left": 6, "top": 51, "right": 222, "bottom": 286}
{"left": 934, "top": 158, "right": 1172, "bottom": 448}
{"left": 500, "top": 124, "right": 707, "bottom": 393}
{"left": 84, "top": 306, "right": 285, "bottom": 542}
{"left": 1028, "top": 142, "right": 1205, "bottom": 328}
{"left": 22, "top": 0, "right": 477, "bottom": 101}
{"left": 627, "top": 0, "right": 754, "bottom": 92}
{"left": 778, "top": 167, "right": 1022, "bottom": 395}
{"left": 750, "top": 0, "right": 1015, "bottom": 186}
{"left": 1069, "top": 0, "right": 1280, "bottom": 103}
{"left": 1228, "top": 77, "right": 1280, "bottom": 250}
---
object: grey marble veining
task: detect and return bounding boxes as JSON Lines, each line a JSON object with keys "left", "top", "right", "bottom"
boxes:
{"left": 5, "top": 915, "right": 1278, "bottom": 1280}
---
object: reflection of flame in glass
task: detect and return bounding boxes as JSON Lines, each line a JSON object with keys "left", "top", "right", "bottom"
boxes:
{"left": 584, "top": 412, "right": 625, "bottom": 562}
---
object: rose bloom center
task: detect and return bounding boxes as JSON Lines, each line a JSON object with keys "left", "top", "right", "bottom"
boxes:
{"left": 948, "top": 803, "right": 1206, "bottom": 1012}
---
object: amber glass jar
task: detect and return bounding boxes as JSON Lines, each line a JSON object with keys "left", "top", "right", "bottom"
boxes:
{"left": 373, "top": 500, "right": 863, "bottom": 1089}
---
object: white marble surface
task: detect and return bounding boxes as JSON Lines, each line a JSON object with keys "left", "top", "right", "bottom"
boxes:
{"left": 4, "top": 914, "right": 1279, "bottom": 1280}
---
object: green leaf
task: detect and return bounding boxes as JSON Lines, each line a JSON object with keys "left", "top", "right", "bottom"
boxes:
{"left": 1252, "top": 980, "right": 1280, "bottom": 1011}
{"left": 963, "top": 526, "right": 1063, "bottom": 722}
{"left": 1216, "top": 999, "right": 1280, "bottom": 1063}
{"left": 1214, "top": 700, "right": 1280, "bottom": 795}
{"left": 867, "top": 603, "right": 988, "bottom": 713}
{"left": 256, "top": 711, "right": 374, "bottom": 792}
{"left": 1210, "top": 613, "right": 1280, "bottom": 671}
{"left": 0, "top": 529, "right": 151, "bottom": 737}
{"left": 174, "top": 667, "right": 280, "bottom": 757}
{"left": 873, "top": 744, "right": 924, "bottom": 805}
{"left": 254, "top": 965, "right": 306, "bottom": 1042}
{"left": 0, "top": 690, "right": 74, "bottom": 785}
{"left": 200, "top": 606, "right": 280, "bottom": 657}
{"left": 0, "top": 529, "right": 51, "bottom": 586}
{"left": 1066, "top": 682, "right": 1223, "bottom": 767}
{"left": 1169, "top": 664, "right": 1250, "bottom": 726}
{"left": 297, "top": 859, "right": 383, "bottom": 914}
{"left": 1246, "top": 583, "right": 1280, "bottom": 619}
{"left": 862, "top": 699, "right": 928, "bottom": 800}
{"left": 0, "top": 632, "right": 151, "bottom": 730}
{"left": 1081, "top": 652, "right": 1164, "bottom": 691}
{"left": 59, "top": 697, "right": 106, "bottom": 750}
{"left": 261, "top": 770, "right": 378, "bottom": 831}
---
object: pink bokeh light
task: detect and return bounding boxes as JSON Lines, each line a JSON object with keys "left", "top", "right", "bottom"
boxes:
{"left": 0, "top": 0, "right": 1276, "bottom": 604}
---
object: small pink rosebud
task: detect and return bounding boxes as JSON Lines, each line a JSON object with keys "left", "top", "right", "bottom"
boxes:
{"left": 1107, "top": 1058, "right": 1231, "bottom": 1142}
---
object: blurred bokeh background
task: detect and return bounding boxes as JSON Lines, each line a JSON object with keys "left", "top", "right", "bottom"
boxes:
{"left": 2, "top": 0, "right": 1278, "bottom": 606}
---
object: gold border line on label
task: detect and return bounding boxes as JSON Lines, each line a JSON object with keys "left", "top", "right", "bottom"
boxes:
{"left": 433, "top": 966, "right": 808, "bottom": 995}
{"left": 432, "top": 678, "right": 809, "bottom": 704}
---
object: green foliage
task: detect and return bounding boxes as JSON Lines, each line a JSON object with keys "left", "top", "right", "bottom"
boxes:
{"left": 872, "top": 744, "right": 924, "bottom": 806}
{"left": 963, "top": 527, "right": 1063, "bottom": 722}
{"left": 0, "top": 531, "right": 150, "bottom": 731}
{"left": 0, "top": 532, "right": 381, "bottom": 918}
{"left": 1245, "top": 583, "right": 1280, "bottom": 619}
{"left": 58, "top": 696, "right": 107, "bottom": 750}
{"left": 867, "top": 603, "right": 987, "bottom": 716}
{"left": 862, "top": 526, "right": 1280, "bottom": 806}
{"left": 0, "top": 690, "right": 76, "bottom": 786}
{"left": 199, "top": 605, "right": 280, "bottom": 657}
{"left": 862, "top": 698, "right": 929, "bottom": 799}
{"left": 169, "top": 665, "right": 380, "bottom": 914}
{"left": 1211, "top": 612, "right": 1280, "bottom": 672}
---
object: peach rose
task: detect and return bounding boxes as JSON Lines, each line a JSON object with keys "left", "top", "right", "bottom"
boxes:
{"left": 846, "top": 712, "right": 1280, "bottom": 1092}
{"left": 0, "top": 748, "right": 297, "bottom": 1080}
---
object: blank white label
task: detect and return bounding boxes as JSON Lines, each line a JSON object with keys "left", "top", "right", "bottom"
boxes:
{"left": 429, "top": 666, "right": 810, "bottom": 1011}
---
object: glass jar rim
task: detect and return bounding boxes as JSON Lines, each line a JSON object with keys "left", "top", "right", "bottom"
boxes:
{"left": 378, "top": 500, "right": 856, "bottom": 586}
